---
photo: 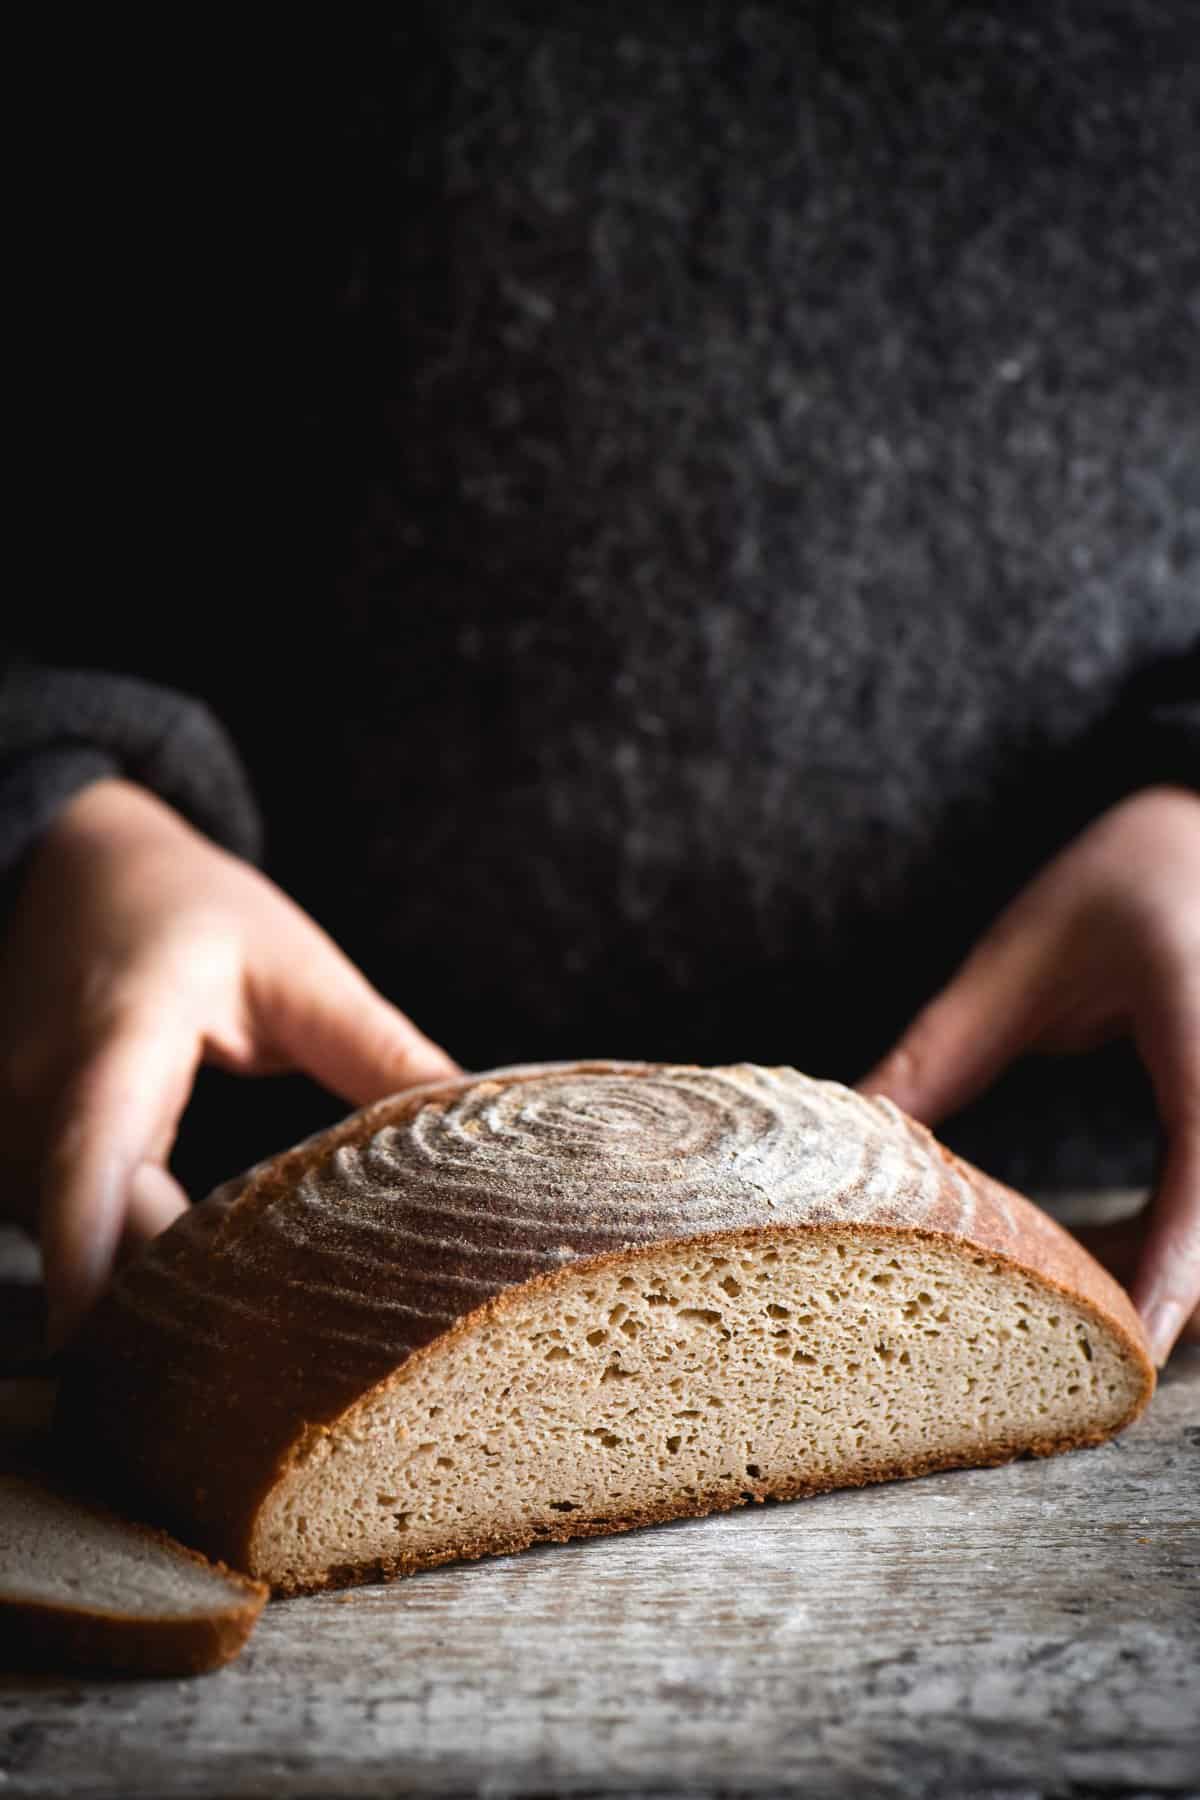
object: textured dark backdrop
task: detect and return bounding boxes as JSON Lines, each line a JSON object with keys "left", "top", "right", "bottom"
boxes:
{"left": 10, "top": 3, "right": 1198, "bottom": 1198}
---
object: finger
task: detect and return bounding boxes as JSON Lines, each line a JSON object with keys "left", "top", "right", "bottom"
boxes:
{"left": 1129, "top": 1130, "right": 1200, "bottom": 1363}
{"left": 253, "top": 939, "right": 460, "bottom": 1107}
{"left": 1129, "top": 971, "right": 1200, "bottom": 1364}
{"left": 41, "top": 1030, "right": 198, "bottom": 1348}
{"left": 856, "top": 923, "right": 1050, "bottom": 1126}
{"left": 1070, "top": 1215, "right": 1200, "bottom": 1344}
{"left": 124, "top": 1161, "right": 190, "bottom": 1243}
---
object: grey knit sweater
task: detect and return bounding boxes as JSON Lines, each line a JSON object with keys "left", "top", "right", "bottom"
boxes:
{"left": 4, "top": 2, "right": 1198, "bottom": 1195}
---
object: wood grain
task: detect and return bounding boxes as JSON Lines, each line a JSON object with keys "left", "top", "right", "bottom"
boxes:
{"left": 0, "top": 1224, "right": 1196, "bottom": 1799}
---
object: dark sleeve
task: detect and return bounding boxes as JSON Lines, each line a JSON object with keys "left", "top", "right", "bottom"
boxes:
{"left": 1082, "top": 642, "right": 1200, "bottom": 821}
{"left": 0, "top": 658, "right": 264, "bottom": 900}
{"left": 1122, "top": 643, "right": 1200, "bottom": 796}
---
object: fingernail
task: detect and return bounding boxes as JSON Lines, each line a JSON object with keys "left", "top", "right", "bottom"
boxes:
{"left": 1142, "top": 1298, "right": 1186, "bottom": 1367}
{"left": 860, "top": 1049, "right": 914, "bottom": 1104}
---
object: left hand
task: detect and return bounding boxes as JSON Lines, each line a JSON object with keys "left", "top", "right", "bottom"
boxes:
{"left": 857, "top": 784, "right": 1200, "bottom": 1366}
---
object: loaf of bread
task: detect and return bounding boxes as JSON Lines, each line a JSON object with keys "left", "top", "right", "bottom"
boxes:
{"left": 57, "top": 1062, "right": 1154, "bottom": 1594}
{"left": 0, "top": 1472, "right": 266, "bottom": 1675}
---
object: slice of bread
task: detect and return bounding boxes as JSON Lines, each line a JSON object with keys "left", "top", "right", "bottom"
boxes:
{"left": 0, "top": 1472, "right": 267, "bottom": 1675}
{"left": 57, "top": 1062, "right": 1154, "bottom": 1594}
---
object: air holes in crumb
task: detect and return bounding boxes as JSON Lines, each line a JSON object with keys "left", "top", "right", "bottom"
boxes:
{"left": 602, "top": 1363, "right": 635, "bottom": 1383}
{"left": 586, "top": 1329, "right": 607, "bottom": 1346}
{"left": 621, "top": 1318, "right": 641, "bottom": 1339}
{"left": 746, "top": 1464, "right": 761, "bottom": 1478}
{"left": 618, "top": 1276, "right": 636, "bottom": 1290}
{"left": 645, "top": 1292, "right": 672, "bottom": 1307}
{"left": 436, "top": 1457, "right": 454, "bottom": 1469}
{"left": 767, "top": 1303, "right": 790, "bottom": 1319}
{"left": 394, "top": 1513, "right": 410, "bottom": 1531}
{"left": 549, "top": 1501, "right": 579, "bottom": 1513}
{"left": 666, "top": 1435, "right": 682, "bottom": 1455}
{"left": 545, "top": 1346, "right": 570, "bottom": 1362}
{"left": 679, "top": 1308, "right": 724, "bottom": 1328}
{"left": 720, "top": 1275, "right": 742, "bottom": 1297}
{"left": 870, "top": 1272, "right": 893, "bottom": 1288}
{"left": 793, "top": 1351, "right": 816, "bottom": 1365}
{"left": 377, "top": 1494, "right": 399, "bottom": 1507}
{"left": 1079, "top": 1336, "right": 1093, "bottom": 1362}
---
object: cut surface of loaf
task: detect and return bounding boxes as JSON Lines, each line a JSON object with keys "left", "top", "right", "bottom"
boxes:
{"left": 0, "top": 1472, "right": 267, "bottom": 1675}
{"left": 57, "top": 1063, "right": 1154, "bottom": 1593}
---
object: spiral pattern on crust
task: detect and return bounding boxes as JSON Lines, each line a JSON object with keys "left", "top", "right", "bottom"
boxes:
{"left": 105, "top": 1062, "right": 990, "bottom": 1391}
{"left": 297, "top": 1062, "right": 979, "bottom": 1250}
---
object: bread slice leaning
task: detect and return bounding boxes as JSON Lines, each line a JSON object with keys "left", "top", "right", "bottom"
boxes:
{"left": 57, "top": 1062, "right": 1155, "bottom": 1594}
{"left": 0, "top": 1472, "right": 267, "bottom": 1675}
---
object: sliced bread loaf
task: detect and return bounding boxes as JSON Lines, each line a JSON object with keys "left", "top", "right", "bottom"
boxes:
{"left": 57, "top": 1062, "right": 1154, "bottom": 1594}
{"left": 0, "top": 1472, "right": 267, "bottom": 1675}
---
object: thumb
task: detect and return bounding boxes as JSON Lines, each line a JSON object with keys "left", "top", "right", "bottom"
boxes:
{"left": 857, "top": 924, "right": 1048, "bottom": 1126}
{"left": 254, "top": 936, "right": 461, "bottom": 1107}
{"left": 1128, "top": 966, "right": 1200, "bottom": 1363}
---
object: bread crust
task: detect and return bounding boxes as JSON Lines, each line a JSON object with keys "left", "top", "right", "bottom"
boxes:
{"left": 55, "top": 1063, "right": 1155, "bottom": 1581}
{"left": 0, "top": 1594, "right": 265, "bottom": 1678}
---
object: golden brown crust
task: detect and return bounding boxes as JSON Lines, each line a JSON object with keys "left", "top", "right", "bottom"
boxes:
{"left": 55, "top": 1063, "right": 1155, "bottom": 1578}
{"left": 0, "top": 1593, "right": 264, "bottom": 1677}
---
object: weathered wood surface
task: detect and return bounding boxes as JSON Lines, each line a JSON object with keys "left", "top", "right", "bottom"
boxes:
{"left": 1, "top": 1217, "right": 1197, "bottom": 1800}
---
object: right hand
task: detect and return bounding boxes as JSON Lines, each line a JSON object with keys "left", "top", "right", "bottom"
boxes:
{"left": 0, "top": 778, "right": 460, "bottom": 1349}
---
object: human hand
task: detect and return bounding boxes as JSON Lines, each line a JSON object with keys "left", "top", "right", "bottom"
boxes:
{"left": 0, "top": 778, "right": 460, "bottom": 1349}
{"left": 858, "top": 785, "right": 1200, "bottom": 1366}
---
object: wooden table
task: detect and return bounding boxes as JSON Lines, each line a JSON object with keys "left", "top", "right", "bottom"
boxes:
{"left": 2, "top": 1213, "right": 1197, "bottom": 1800}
